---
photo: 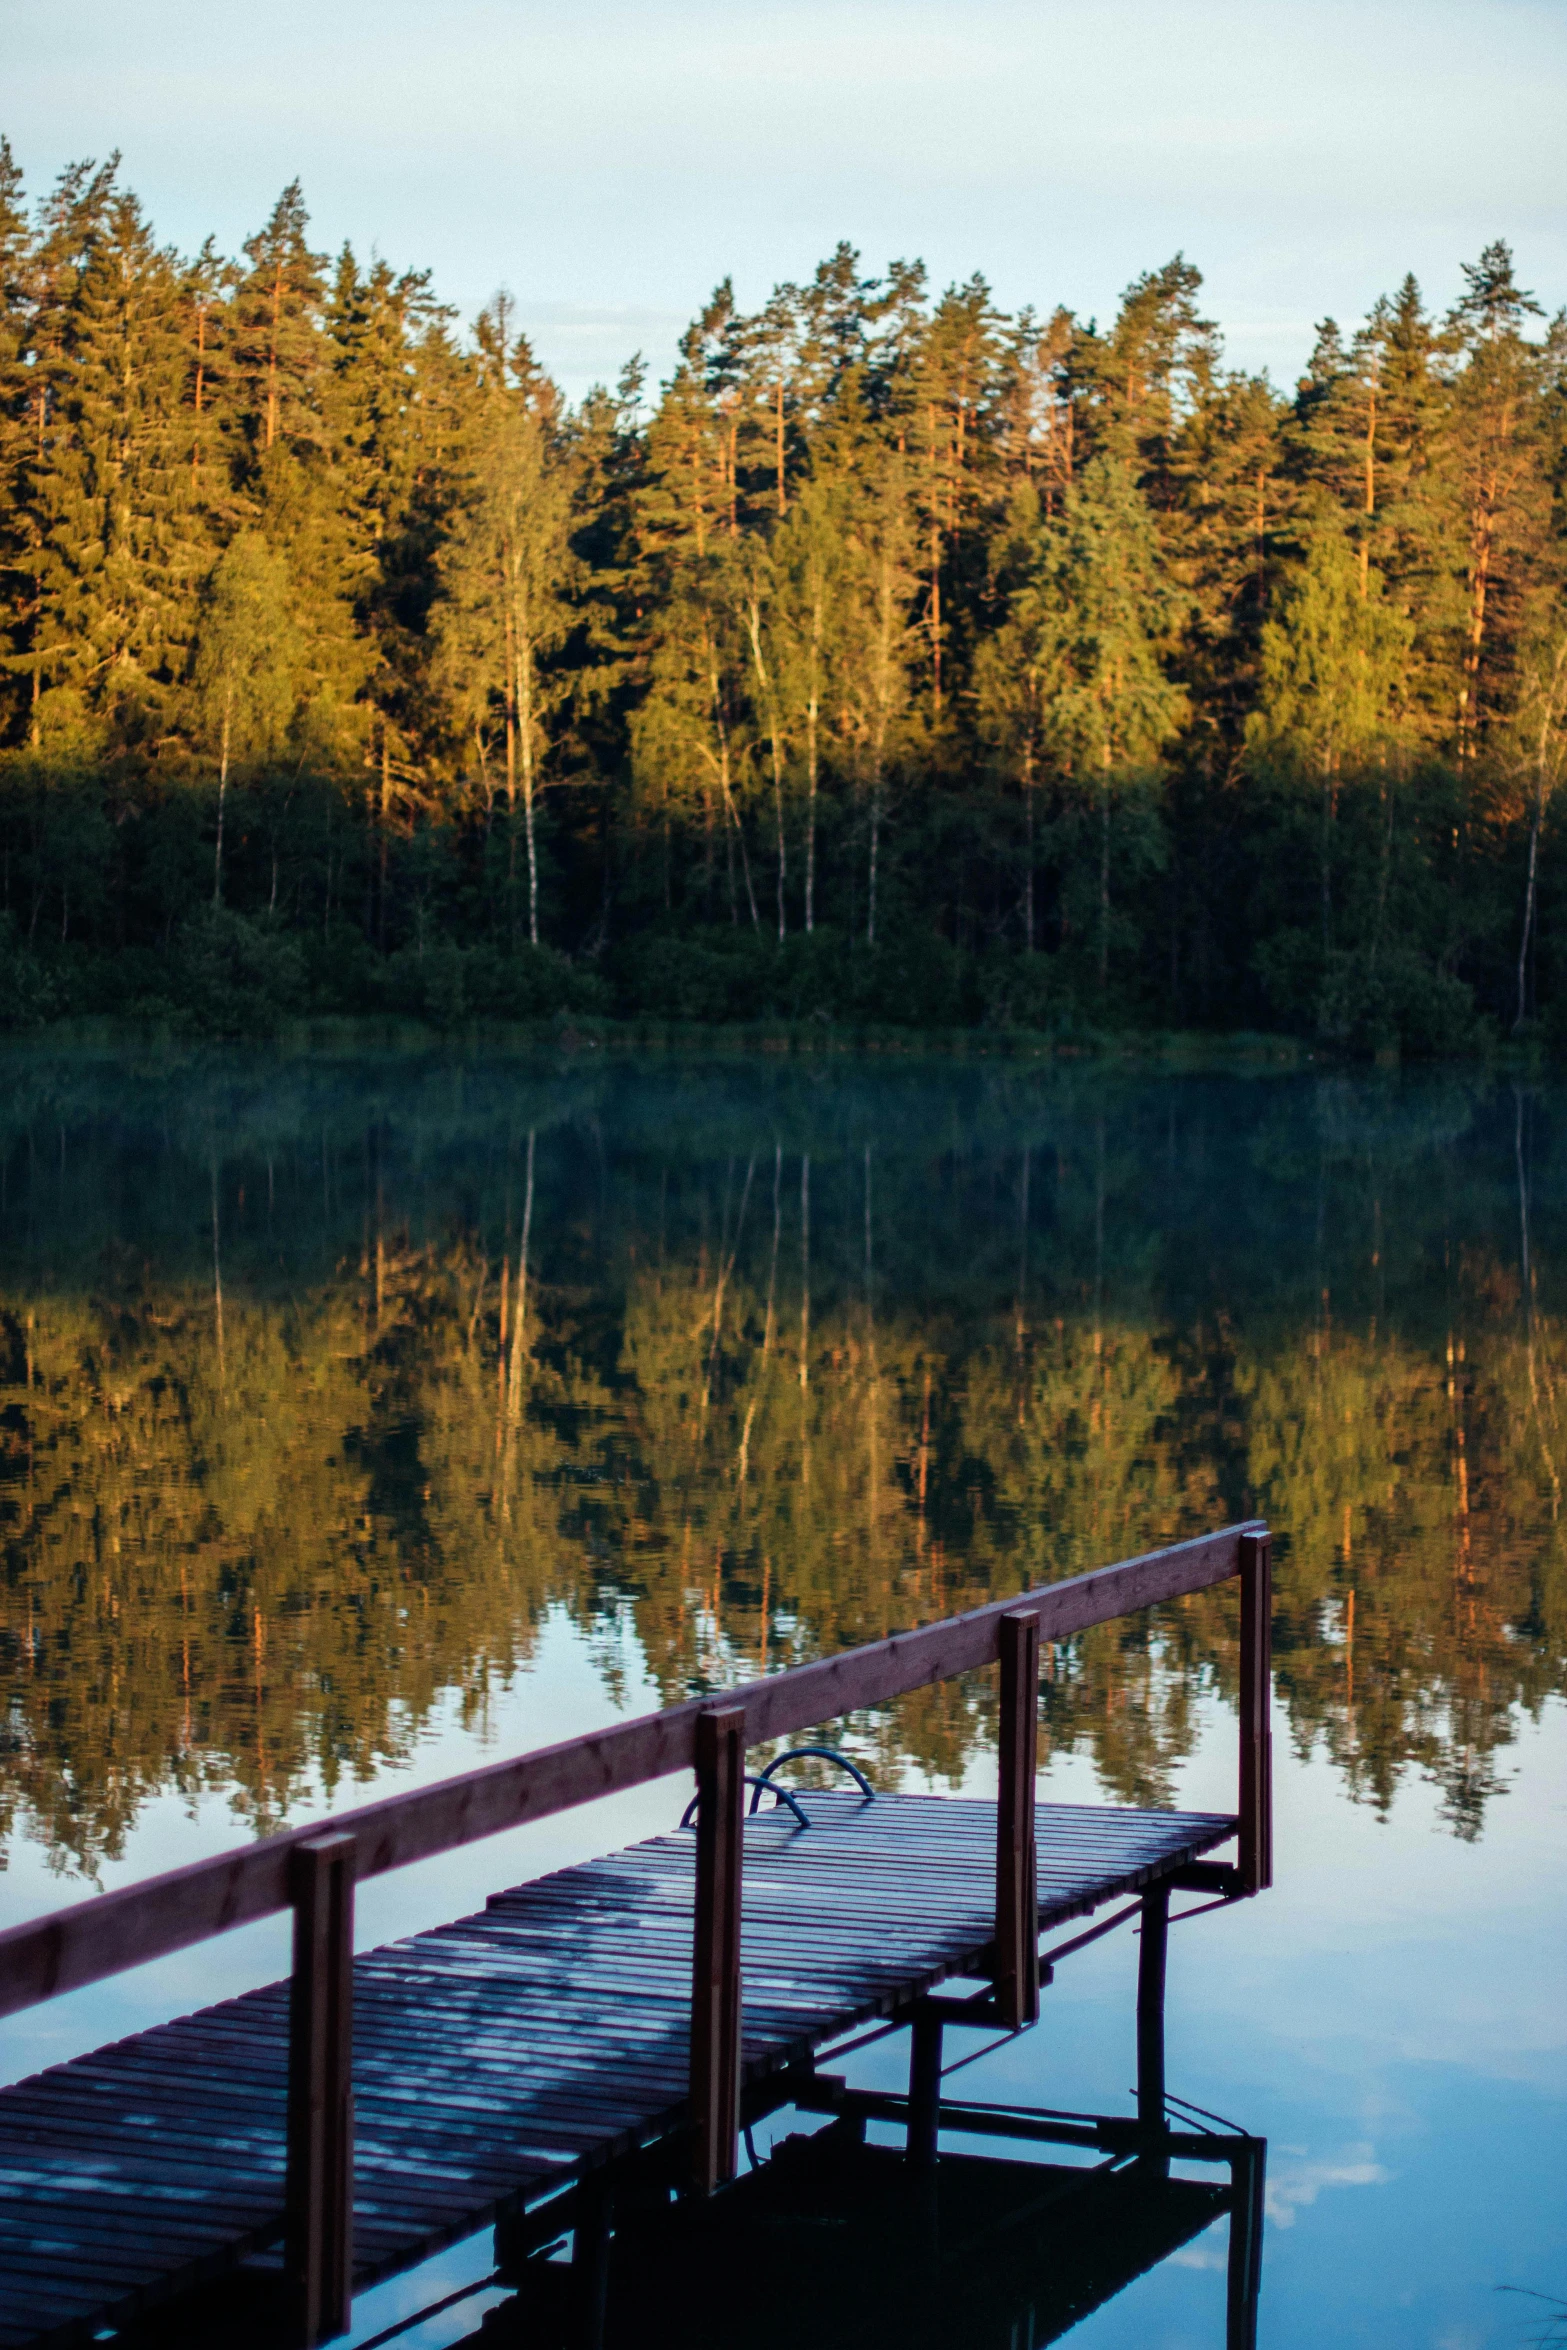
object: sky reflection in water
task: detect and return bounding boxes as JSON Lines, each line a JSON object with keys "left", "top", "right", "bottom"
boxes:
{"left": 0, "top": 1049, "right": 1562, "bottom": 2346}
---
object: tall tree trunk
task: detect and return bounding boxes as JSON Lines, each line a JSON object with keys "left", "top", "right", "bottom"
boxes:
{"left": 708, "top": 624, "right": 756, "bottom": 929}
{"left": 1515, "top": 652, "right": 1566, "bottom": 1031}
{"left": 805, "top": 612, "right": 821, "bottom": 934}
{"left": 1371, "top": 766, "right": 1395, "bottom": 974}
{"left": 745, "top": 601, "right": 787, "bottom": 941}
{"left": 867, "top": 766, "right": 881, "bottom": 947}
{"left": 266, "top": 268, "right": 282, "bottom": 451}
{"left": 1515, "top": 802, "right": 1541, "bottom": 1033}
{"left": 1458, "top": 425, "right": 1507, "bottom": 761}
{"left": 516, "top": 589, "right": 541, "bottom": 949}
{"left": 1360, "top": 364, "right": 1377, "bottom": 599}
{"left": 504, "top": 602, "right": 519, "bottom": 943}
{"left": 1098, "top": 742, "right": 1111, "bottom": 989}
{"left": 1022, "top": 740, "right": 1036, "bottom": 952}
{"left": 213, "top": 683, "right": 232, "bottom": 907}
{"left": 524, "top": 781, "right": 540, "bottom": 949}
{"left": 928, "top": 537, "right": 942, "bottom": 716}
{"left": 1320, "top": 739, "right": 1337, "bottom": 954}
{"left": 378, "top": 726, "right": 392, "bottom": 950}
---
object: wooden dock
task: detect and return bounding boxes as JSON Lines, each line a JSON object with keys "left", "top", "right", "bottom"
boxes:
{"left": 0, "top": 1524, "right": 1273, "bottom": 2350}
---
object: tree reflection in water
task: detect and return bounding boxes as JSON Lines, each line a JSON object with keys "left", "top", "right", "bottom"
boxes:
{"left": 0, "top": 1052, "right": 1561, "bottom": 1878}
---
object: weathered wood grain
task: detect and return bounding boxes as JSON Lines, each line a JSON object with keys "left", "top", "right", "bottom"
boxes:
{"left": 0, "top": 1524, "right": 1262, "bottom": 2020}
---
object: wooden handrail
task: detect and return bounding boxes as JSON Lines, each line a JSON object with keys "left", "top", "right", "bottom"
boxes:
{"left": 0, "top": 1520, "right": 1266, "bottom": 2023}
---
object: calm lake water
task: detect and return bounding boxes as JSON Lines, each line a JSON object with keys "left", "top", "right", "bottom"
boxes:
{"left": 0, "top": 1046, "right": 1563, "bottom": 2348}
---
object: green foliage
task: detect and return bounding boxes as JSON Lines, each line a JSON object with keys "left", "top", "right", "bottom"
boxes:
{"left": 1250, "top": 514, "right": 1413, "bottom": 773}
{"left": 0, "top": 911, "right": 58, "bottom": 1026}
{"left": 120, "top": 907, "right": 307, "bottom": 1034}
{"left": 1316, "top": 944, "right": 1481, "bottom": 1059}
{"left": 0, "top": 147, "right": 1562, "bottom": 1050}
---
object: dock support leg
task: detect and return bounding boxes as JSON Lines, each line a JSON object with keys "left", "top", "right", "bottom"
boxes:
{"left": 1238, "top": 1531, "right": 1273, "bottom": 1895}
{"left": 995, "top": 1610, "right": 1041, "bottom": 2030}
{"left": 570, "top": 2178, "right": 614, "bottom": 2350}
{"left": 1136, "top": 1881, "right": 1169, "bottom": 2142}
{"left": 286, "top": 1832, "right": 356, "bottom": 2349}
{"left": 906, "top": 2006, "right": 943, "bottom": 2169}
{"left": 691, "top": 1704, "right": 745, "bottom": 2195}
{"left": 1225, "top": 2137, "right": 1267, "bottom": 2350}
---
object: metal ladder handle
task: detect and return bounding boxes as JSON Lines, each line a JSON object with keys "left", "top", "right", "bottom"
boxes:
{"left": 681, "top": 1775, "right": 811, "bottom": 1832}
{"left": 753, "top": 1745, "right": 876, "bottom": 1803}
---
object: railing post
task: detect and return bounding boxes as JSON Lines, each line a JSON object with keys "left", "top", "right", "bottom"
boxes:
{"left": 995, "top": 1609, "right": 1041, "bottom": 2029}
{"left": 1238, "top": 1530, "right": 1273, "bottom": 1895}
{"left": 286, "top": 1832, "right": 356, "bottom": 2348}
{"left": 690, "top": 1704, "right": 745, "bottom": 2195}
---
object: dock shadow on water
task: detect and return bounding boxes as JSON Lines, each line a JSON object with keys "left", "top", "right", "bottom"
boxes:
{"left": 0, "top": 1048, "right": 1564, "bottom": 2349}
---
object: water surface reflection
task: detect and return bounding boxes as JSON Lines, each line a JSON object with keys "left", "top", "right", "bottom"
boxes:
{"left": 2, "top": 1049, "right": 1564, "bottom": 2350}
{"left": 0, "top": 1053, "right": 1561, "bottom": 1881}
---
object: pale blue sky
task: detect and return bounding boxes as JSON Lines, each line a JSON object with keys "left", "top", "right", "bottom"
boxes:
{"left": 4, "top": 0, "right": 1564, "bottom": 402}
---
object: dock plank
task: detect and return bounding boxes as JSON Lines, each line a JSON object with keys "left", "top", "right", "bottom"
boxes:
{"left": 0, "top": 1792, "right": 1232, "bottom": 2345}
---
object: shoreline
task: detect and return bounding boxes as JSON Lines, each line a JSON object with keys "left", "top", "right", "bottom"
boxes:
{"left": 0, "top": 1012, "right": 1550, "bottom": 1073}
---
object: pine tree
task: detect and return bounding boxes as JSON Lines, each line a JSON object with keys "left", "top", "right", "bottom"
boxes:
{"left": 1089, "top": 257, "right": 1219, "bottom": 493}
{"left": 227, "top": 185, "right": 368, "bottom": 780}
{"left": 975, "top": 481, "right": 1052, "bottom": 948}
{"left": 231, "top": 182, "right": 329, "bottom": 471}
{"left": 839, "top": 442, "right": 919, "bottom": 942}
{"left": 1500, "top": 612, "right": 1567, "bottom": 1028}
{"left": 1165, "top": 367, "right": 1287, "bottom": 748}
{"left": 434, "top": 313, "right": 578, "bottom": 944}
{"left": 183, "top": 236, "right": 235, "bottom": 518}
{"left": 330, "top": 247, "right": 463, "bottom": 922}
{"left": 563, "top": 353, "right": 646, "bottom": 939}
{"left": 898, "top": 276, "right": 1005, "bottom": 721}
{"left": 993, "top": 306, "right": 1077, "bottom": 512}
{"left": 764, "top": 474, "right": 849, "bottom": 933}
{"left": 1284, "top": 279, "right": 1455, "bottom": 743}
{"left": 631, "top": 315, "right": 755, "bottom": 921}
{"left": 1442, "top": 242, "right": 1557, "bottom": 758}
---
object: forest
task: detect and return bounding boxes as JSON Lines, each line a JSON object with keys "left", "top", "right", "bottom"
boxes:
{"left": 0, "top": 142, "right": 1565, "bottom": 1049}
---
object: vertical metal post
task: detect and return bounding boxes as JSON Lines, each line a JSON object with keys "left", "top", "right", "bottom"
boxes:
{"left": 286, "top": 1832, "right": 356, "bottom": 2348}
{"left": 995, "top": 1609, "right": 1041, "bottom": 2029}
{"left": 1225, "top": 2137, "right": 1267, "bottom": 2350}
{"left": 690, "top": 1704, "right": 745, "bottom": 2195}
{"left": 906, "top": 2005, "right": 943, "bottom": 2168}
{"left": 1136, "top": 1880, "right": 1169, "bottom": 2136}
{"left": 1238, "top": 1530, "right": 1273, "bottom": 1895}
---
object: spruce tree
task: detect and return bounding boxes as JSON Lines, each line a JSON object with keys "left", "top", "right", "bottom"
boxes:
{"left": 22, "top": 178, "right": 207, "bottom": 751}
